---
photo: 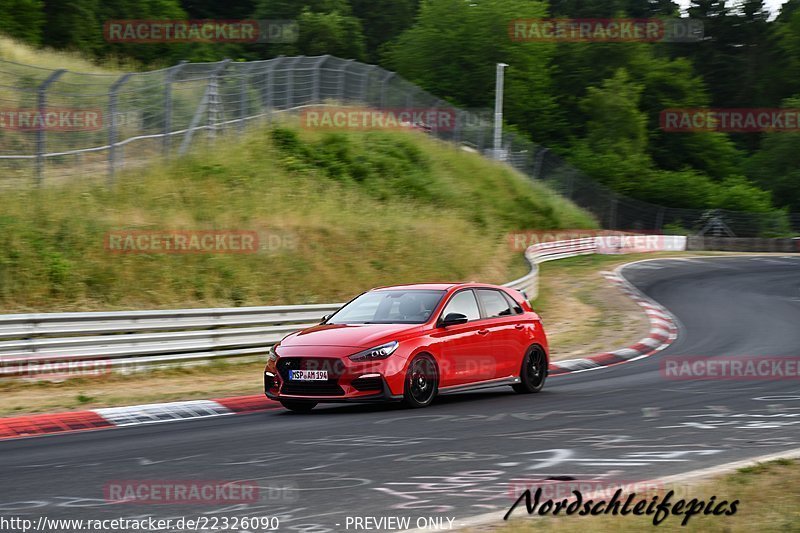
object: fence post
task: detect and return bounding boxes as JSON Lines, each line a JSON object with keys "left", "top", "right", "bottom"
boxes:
{"left": 283, "top": 56, "right": 304, "bottom": 109}
{"left": 238, "top": 62, "right": 257, "bottom": 133}
{"left": 35, "top": 69, "right": 66, "bottom": 186}
{"left": 179, "top": 59, "right": 230, "bottom": 155}
{"left": 532, "top": 147, "right": 548, "bottom": 180}
{"left": 209, "top": 59, "right": 231, "bottom": 141}
{"left": 655, "top": 206, "right": 665, "bottom": 231}
{"left": 338, "top": 59, "right": 354, "bottom": 102}
{"left": 379, "top": 70, "right": 395, "bottom": 108}
{"left": 108, "top": 73, "right": 133, "bottom": 185}
{"left": 264, "top": 56, "right": 284, "bottom": 124}
{"left": 311, "top": 55, "right": 330, "bottom": 103}
{"left": 163, "top": 60, "right": 187, "bottom": 157}
{"left": 609, "top": 196, "right": 619, "bottom": 229}
{"left": 361, "top": 64, "right": 377, "bottom": 104}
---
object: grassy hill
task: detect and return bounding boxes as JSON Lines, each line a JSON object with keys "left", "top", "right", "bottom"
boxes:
{"left": 0, "top": 35, "right": 127, "bottom": 72}
{"left": 0, "top": 124, "right": 596, "bottom": 312}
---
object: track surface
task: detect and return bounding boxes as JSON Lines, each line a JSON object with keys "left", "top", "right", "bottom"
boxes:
{"left": 1, "top": 256, "right": 799, "bottom": 532}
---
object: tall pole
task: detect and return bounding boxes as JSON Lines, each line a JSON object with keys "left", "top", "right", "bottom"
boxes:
{"left": 493, "top": 63, "right": 508, "bottom": 160}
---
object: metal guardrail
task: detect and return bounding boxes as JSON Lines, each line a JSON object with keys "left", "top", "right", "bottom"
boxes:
{"left": 0, "top": 303, "right": 342, "bottom": 377}
{"left": 0, "top": 239, "right": 603, "bottom": 379}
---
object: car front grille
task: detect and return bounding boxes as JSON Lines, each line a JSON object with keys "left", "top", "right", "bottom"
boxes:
{"left": 278, "top": 357, "right": 346, "bottom": 397}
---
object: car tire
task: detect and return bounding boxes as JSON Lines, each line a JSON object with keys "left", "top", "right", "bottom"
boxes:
{"left": 513, "top": 346, "right": 547, "bottom": 394}
{"left": 402, "top": 355, "right": 438, "bottom": 408}
{"left": 280, "top": 400, "right": 318, "bottom": 412}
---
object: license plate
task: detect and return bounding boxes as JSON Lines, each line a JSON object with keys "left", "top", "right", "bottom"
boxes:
{"left": 289, "top": 370, "right": 328, "bottom": 381}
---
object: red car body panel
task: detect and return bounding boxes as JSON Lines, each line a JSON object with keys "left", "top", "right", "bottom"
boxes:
{"left": 264, "top": 283, "right": 548, "bottom": 403}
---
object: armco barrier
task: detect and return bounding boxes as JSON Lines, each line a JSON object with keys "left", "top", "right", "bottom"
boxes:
{"left": 688, "top": 236, "right": 800, "bottom": 253}
{"left": 0, "top": 236, "right": 687, "bottom": 378}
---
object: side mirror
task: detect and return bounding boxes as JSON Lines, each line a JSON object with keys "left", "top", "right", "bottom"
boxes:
{"left": 439, "top": 312, "right": 468, "bottom": 327}
{"left": 321, "top": 314, "right": 332, "bottom": 324}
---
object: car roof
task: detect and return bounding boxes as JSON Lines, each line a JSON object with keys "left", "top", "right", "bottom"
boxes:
{"left": 371, "top": 282, "right": 507, "bottom": 291}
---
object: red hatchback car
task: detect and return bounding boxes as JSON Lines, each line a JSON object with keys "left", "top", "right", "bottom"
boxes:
{"left": 264, "top": 283, "right": 549, "bottom": 411}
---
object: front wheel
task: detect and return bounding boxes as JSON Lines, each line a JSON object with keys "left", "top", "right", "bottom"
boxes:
{"left": 402, "top": 355, "right": 438, "bottom": 408}
{"left": 513, "top": 346, "right": 547, "bottom": 394}
{"left": 280, "top": 400, "right": 317, "bottom": 412}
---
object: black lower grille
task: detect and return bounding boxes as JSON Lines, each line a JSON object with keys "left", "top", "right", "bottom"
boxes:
{"left": 351, "top": 377, "right": 383, "bottom": 391}
{"left": 281, "top": 381, "right": 345, "bottom": 396}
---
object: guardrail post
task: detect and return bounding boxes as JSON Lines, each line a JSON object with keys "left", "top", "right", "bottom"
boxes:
{"left": 163, "top": 60, "right": 188, "bottom": 157}
{"left": 108, "top": 73, "right": 133, "bottom": 185}
{"left": 35, "top": 69, "right": 66, "bottom": 186}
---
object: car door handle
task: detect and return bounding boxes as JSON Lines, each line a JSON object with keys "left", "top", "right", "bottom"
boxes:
{"left": 514, "top": 324, "right": 525, "bottom": 329}
{"left": 477, "top": 329, "right": 489, "bottom": 335}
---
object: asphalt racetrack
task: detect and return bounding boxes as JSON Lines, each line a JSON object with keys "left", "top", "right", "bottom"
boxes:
{"left": 1, "top": 256, "right": 799, "bottom": 532}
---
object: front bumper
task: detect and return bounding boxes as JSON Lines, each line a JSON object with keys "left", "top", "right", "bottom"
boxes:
{"left": 264, "top": 356, "right": 405, "bottom": 403}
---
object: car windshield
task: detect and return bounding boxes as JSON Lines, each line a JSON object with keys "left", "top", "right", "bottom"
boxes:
{"left": 327, "top": 289, "right": 445, "bottom": 324}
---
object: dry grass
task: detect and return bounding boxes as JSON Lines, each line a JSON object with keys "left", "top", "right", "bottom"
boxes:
{"left": 0, "top": 35, "right": 130, "bottom": 73}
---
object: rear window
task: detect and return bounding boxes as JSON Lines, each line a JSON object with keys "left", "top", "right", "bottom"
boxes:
{"left": 476, "top": 289, "right": 514, "bottom": 318}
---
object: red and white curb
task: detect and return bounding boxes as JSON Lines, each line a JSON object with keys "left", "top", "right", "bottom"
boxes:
{"left": 0, "top": 395, "right": 280, "bottom": 440}
{"left": 0, "top": 261, "right": 679, "bottom": 441}
{"left": 548, "top": 263, "right": 678, "bottom": 376}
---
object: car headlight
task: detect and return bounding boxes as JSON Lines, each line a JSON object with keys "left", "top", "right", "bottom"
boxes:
{"left": 349, "top": 341, "right": 399, "bottom": 362}
{"left": 267, "top": 343, "right": 279, "bottom": 363}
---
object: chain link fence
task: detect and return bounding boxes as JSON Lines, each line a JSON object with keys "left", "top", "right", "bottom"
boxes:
{"left": 0, "top": 55, "right": 797, "bottom": 236}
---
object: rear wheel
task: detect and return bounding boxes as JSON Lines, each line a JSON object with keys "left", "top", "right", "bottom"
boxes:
{"left": 513, "top": 346, "right": 547, "bottom": 393}
{"left": 280, "top": 400, "right": 317, "bottom": 412}
{"left": 402, "top": 355, "right": 438, "bottom": 408}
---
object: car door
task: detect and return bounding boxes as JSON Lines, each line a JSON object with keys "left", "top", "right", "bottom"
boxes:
{"left": 431, "top": 289, "right": 493, "bottom": 387}
{"left": 475, "top": 289, "right": 529, "bottom": 378}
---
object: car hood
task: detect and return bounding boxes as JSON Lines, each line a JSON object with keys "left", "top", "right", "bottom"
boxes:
{"left": 280, "top": 323, "right": 421, "bottom": 349}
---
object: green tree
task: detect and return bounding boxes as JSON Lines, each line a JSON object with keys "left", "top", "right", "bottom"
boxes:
{"left": 0, "top": 0, "right": 44, "bottom": 44}
{"left": 250, "top": 0, "right": 365, "bottom": 59}
{"left": 384, "top": 0, "right": 564, "bottom": 144}
{"left": 350, "top": 0, "right": 417, "bottom": 62}
{"left": 569, "top": 69, "right": 653, "bottom": 195}
{"left": 747, "top": 96, "right": 800, "bottom": 211}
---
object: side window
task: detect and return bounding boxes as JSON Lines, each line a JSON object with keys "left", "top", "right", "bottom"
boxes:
{"left": 441, "top": 290, "right": 481, "bottom": 321}
{"left": 501, "top": 291, "right": 523, "bottom": 314}
{"left": 476, "top": 289, "right": 513, "bottom": 318}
